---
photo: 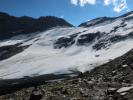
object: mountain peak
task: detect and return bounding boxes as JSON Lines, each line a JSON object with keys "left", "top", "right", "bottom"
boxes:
{"left": 79, "top": 16, "right": 114, "bottom": 27}
{"left": 0, "top": 12, "right": 73, "bottom": 40}
{"left": 79, "top": 11, "right": 133, "bottom": 27}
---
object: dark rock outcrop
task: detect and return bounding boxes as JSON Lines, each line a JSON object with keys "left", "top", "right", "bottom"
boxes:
{"left": 54, "top": 36, "right": 75, "bottom": 48}
{"left": 0, "top": 43, "right": 29, "bottom": 61}
{"left": 77, "top": 32, "right": 101, "bottom": 45}
{"left": 54, "top": 31, "right": 101, "bottom": 48}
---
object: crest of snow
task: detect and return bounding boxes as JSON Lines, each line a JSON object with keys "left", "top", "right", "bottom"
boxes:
{"left": 125, "top": 13, "right": 133, "bottom": 18}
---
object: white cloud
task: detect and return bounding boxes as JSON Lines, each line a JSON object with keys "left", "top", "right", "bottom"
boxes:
{"left": 71, "top": 0, "right": 96, "bottom": 7}
{"left": 113, "top": 0, "right": 128, "bottom": 13}
{"left": 70, "top": 0, "right": 129, "bottom": 13}
{"left": 79, "top": 0, "right": 96, "bottom": 6}
{"left": 71, "top": 0, "right": 78, "bottom": 6}
{"left": 104, "top": 0, "right": 111, "bottom": 6}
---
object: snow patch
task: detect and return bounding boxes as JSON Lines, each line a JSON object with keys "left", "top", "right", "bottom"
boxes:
{"left": 117, "top": 86, "right": 133, "bottom": 93}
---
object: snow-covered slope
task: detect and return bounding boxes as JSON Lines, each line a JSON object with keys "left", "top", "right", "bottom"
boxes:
{"left": 0, "top": 12, "right": 133, "bottom": 79}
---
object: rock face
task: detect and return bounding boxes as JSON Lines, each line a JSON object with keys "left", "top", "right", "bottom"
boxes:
{"left": 0, "top": 12, "right": 73, "bottom": 40}
{"left": 77, "top": 32, "right": 101, "bottom": 45}
{"left": 0, "top": 44, "right": 29, "bottom": 61}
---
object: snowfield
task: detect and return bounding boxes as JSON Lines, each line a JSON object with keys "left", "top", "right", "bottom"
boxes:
{"left": 0, "top": 13, "right": 133, "bottom": 79}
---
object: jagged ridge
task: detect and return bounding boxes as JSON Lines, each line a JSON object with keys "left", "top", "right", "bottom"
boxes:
{"left": 0, "top": 12, "right": 73, "bottom": 40}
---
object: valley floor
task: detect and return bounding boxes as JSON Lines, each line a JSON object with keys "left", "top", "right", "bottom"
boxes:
{"left": 0, "top": 73, "right": 133, "bottom": 100}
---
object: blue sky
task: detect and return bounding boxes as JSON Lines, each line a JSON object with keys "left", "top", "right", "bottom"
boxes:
{"left": 0, "top": 0, "right": 132, "bottom": 26}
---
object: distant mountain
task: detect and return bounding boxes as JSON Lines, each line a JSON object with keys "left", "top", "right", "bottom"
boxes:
{"left": 55, "top": 11, "right": 133, "bottom": 50}
{"left": 79, "top": 11, "right": 133, "bottom": 28}
{"left": 0, "top": 12, "right": 73, "bottom": 40}
{"left": 79, "top": 16, "right": 115, "bottom": 27}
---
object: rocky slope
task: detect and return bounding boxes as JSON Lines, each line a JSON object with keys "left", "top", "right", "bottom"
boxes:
{"left": 0, "top": 49, "right": 133, "bottom": 100}
{"left": 85, "top": 49, "right": 133, "bottom": 83}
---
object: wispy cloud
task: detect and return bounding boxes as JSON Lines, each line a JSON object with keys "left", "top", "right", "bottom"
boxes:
{"left": 71, "top": 0, "right": 96, "bottom": 7}
{"left": 113, "top": 0, "right": 128, "bottom": 13}
{"left": 70, "top": 0, "right": 129, "bottom": 13}
{"left": 104, "top": 0, "right": 112, "bottom": 6}
{"left": 71, "top": 0, "right": 78, "bottom": 6}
